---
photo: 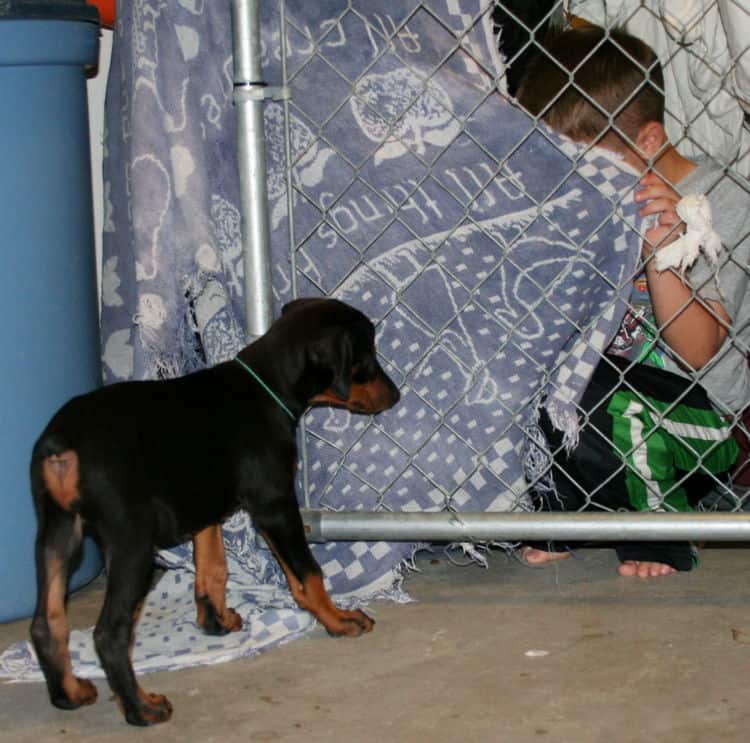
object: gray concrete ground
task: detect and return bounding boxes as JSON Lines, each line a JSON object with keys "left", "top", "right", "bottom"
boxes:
{"left": 1, "top": 545, "right": 749, "bottom": 743}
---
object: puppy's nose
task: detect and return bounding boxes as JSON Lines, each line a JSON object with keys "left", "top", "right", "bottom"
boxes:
{"left": 383, "top": 377, "right": 400, "bottom": 408}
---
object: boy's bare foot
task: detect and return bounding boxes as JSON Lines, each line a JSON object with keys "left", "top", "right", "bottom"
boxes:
{"left": 519, "top": 546, "right": 571, "bottom": 565}
{"left": 617, "top": 560, "right": 677, "bottom": 578}
{"left": 520, "top": 547, "right": 678, "bottom": 578}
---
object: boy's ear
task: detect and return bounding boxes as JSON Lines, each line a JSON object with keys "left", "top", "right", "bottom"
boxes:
{"left": 635, "top": 121, "right": 668, "bottom": 159}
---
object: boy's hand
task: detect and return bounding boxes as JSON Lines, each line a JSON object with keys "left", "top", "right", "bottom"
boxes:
{"left": 634, "top": 172, "right": 685, "bottom": 257}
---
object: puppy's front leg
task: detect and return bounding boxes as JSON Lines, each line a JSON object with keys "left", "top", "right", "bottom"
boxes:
{"left": 254, "top": 496, "right": 374, "bottom": 637}
{"left": 192, "top": 525, "right": 242, "bottom": 635}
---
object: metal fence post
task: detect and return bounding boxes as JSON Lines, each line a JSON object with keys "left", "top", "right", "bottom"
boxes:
{"left": 231, "top": 0, "right": 275, "bottom": 340}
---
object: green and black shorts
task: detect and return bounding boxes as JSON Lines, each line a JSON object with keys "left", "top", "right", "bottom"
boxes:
{"left": 532, "top": 355, "right": 739, "bottom": 571}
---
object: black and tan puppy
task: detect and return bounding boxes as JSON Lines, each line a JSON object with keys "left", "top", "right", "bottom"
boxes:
{"left": 30, "top": 298, "right": 399, "bottom": 726}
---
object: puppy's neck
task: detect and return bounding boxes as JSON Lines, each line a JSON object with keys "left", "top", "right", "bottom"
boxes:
{"left": 236, "top": 336, "right": 313, "bottom": 420}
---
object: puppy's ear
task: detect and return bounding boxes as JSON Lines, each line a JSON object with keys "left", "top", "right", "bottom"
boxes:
{"left": 282, "top": 297, "right": 318, "bottom": 315}
{"left": 330, "top": 332, "right": 353, "bottom": 400}
{"left": 309, "top": 331, "right": 352, "bottom": 400}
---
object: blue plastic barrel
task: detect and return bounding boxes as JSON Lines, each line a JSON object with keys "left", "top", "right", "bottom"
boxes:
{"left": 0, "top": 9, "right": 103, "bottom": 622}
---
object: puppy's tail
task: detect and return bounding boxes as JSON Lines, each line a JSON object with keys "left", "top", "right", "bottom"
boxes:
{"left": 32, "top": 433, "right": 81, "bottom": 513}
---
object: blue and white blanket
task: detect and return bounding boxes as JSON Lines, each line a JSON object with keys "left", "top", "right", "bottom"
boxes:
{"left": 1, "top": 0, "right": 640, "bottom": 680}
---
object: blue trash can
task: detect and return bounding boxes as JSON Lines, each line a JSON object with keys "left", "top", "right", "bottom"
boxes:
{"left": 0, "top": 2, "right": 103, "bottom": 622}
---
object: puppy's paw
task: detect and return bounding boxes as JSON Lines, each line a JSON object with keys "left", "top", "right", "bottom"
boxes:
{"left": 52, "top": 677, "right": 98, "bottom": 710}
{"left": 325, "top": 608, "right": 375, "bottom": 637}
{"left": 196, "top": 595, "right": 243, "bottom": 635}
{"left": 125, "top": 690, "right": 173, "bottom": 726}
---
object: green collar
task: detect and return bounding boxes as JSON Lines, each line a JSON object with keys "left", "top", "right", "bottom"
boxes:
{"left": 234, "top": 357, "right": 296, "bottom": 422}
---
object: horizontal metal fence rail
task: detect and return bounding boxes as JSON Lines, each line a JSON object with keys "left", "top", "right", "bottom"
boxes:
{"left": 301, "top": 509, "right": 750, "bottom": 543}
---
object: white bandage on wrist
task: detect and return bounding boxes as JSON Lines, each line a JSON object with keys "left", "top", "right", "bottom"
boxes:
{"left": 653, "top": 193, "right": 722, "bottom": 274}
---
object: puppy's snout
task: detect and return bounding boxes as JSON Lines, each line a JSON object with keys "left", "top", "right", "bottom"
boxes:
{"left": 383, "top": 374, "right": 400, "bottom": 408}
{"left": 367, "top": 367, "right": 399, "bottom": 413}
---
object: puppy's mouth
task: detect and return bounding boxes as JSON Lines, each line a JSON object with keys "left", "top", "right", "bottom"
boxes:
{"left": 309, "top": 391, "right": 350, "bottom": 408}
{"left": 308, "top": 388, "right": 379, "bottom": 415}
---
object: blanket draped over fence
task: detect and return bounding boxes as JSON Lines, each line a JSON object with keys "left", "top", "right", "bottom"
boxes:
{"left": 0, "top": 0, "right": 641, "bottom": 680}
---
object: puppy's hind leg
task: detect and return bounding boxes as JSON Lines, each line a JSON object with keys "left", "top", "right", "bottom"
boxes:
{"left": 93, "top": 541, "right": 172, "bottom": 726}
{"left": 30, "top": 502, "right": 98, "bottom": 710}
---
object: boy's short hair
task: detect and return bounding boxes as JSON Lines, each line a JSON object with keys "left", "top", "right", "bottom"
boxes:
{"left": 517, "top": 26, "right": 665, "bottom": 149}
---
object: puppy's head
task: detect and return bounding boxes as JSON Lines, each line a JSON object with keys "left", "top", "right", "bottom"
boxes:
{"left": 280, "top": 298, "right": 400, "bottom": 415}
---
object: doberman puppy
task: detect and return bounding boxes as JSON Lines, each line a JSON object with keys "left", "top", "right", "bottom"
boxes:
{"left": 29, "top": 298, "right": 399, "bottom": 726}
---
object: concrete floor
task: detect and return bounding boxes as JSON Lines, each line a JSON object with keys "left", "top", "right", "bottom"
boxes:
{"left": 2, "top": 545, "right": 750, "bottom": 742}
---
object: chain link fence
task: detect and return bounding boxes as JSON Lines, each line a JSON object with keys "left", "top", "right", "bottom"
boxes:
{"left": 245, "top": 0, "right": 750, "bottom": 543}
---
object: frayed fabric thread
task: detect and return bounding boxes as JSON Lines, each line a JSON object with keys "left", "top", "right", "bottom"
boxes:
{"left": 653, "top": 193, "right": 723, "bottom": 276}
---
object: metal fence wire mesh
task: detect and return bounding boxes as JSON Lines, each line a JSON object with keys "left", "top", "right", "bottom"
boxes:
{"left": 259, "top": 0, "right": 750, "bottom": 535}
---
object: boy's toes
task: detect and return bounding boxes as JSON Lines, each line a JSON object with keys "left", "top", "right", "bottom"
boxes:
{"left": 617, "top": 561, "right": 638, "bottom": 577}
{"left": 618, "top": 560, "right": 676, "bottom": 579}
{"left": 519, "top": 546, "right": 571, "bottom": 566}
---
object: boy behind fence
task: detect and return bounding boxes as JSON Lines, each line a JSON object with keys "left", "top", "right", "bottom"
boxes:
{"left": 516, "top": 26, "right": 750, "bottom": 578}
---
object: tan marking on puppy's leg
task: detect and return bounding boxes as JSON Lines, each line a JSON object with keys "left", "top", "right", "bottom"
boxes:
{"left": 260, "top": 532, "right": 374, "bottom": 637}
{"left": 135, "top": 686, "right": 173, "bottom": 724}
{"left": 45, "top": 534, "right": 98, "bottom": 707}
{"left": 193, "top": 525, "right": 242, "bottom": 633}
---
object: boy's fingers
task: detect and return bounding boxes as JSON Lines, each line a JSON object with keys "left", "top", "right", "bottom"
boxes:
{"left": 634, "top": 184, "right": 679, "bottom": 204}
{"left": 636, "top": 172, "right": 680, "bottom": 200}
{"left": 639, "top": 171, "right": 661, "bottom": 186}
{"left": 639, "top": 170, "right": 679, "bottom": 190}
{"left": 637, "top": 174, "right": 667, "bottom": 193}
{"left": 644, "top": 222, "right": 683, "bottom": 251}
{"left": 638, "top": 197, "right": 679, "bottom": 216}
{"left": 658, "top": 211, "right": 682, "bottom": 228}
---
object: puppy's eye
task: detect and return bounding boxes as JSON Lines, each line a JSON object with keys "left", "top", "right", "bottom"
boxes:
{"left": 351, "top": 358, "right": 375, "bottom": 383}
{"left": 351, "top": 363, "right": 366, "bottom": 383}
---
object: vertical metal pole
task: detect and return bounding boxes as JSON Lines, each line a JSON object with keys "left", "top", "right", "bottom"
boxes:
{"left": 232, "top": 0, "right": 274, "bottom": 341}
